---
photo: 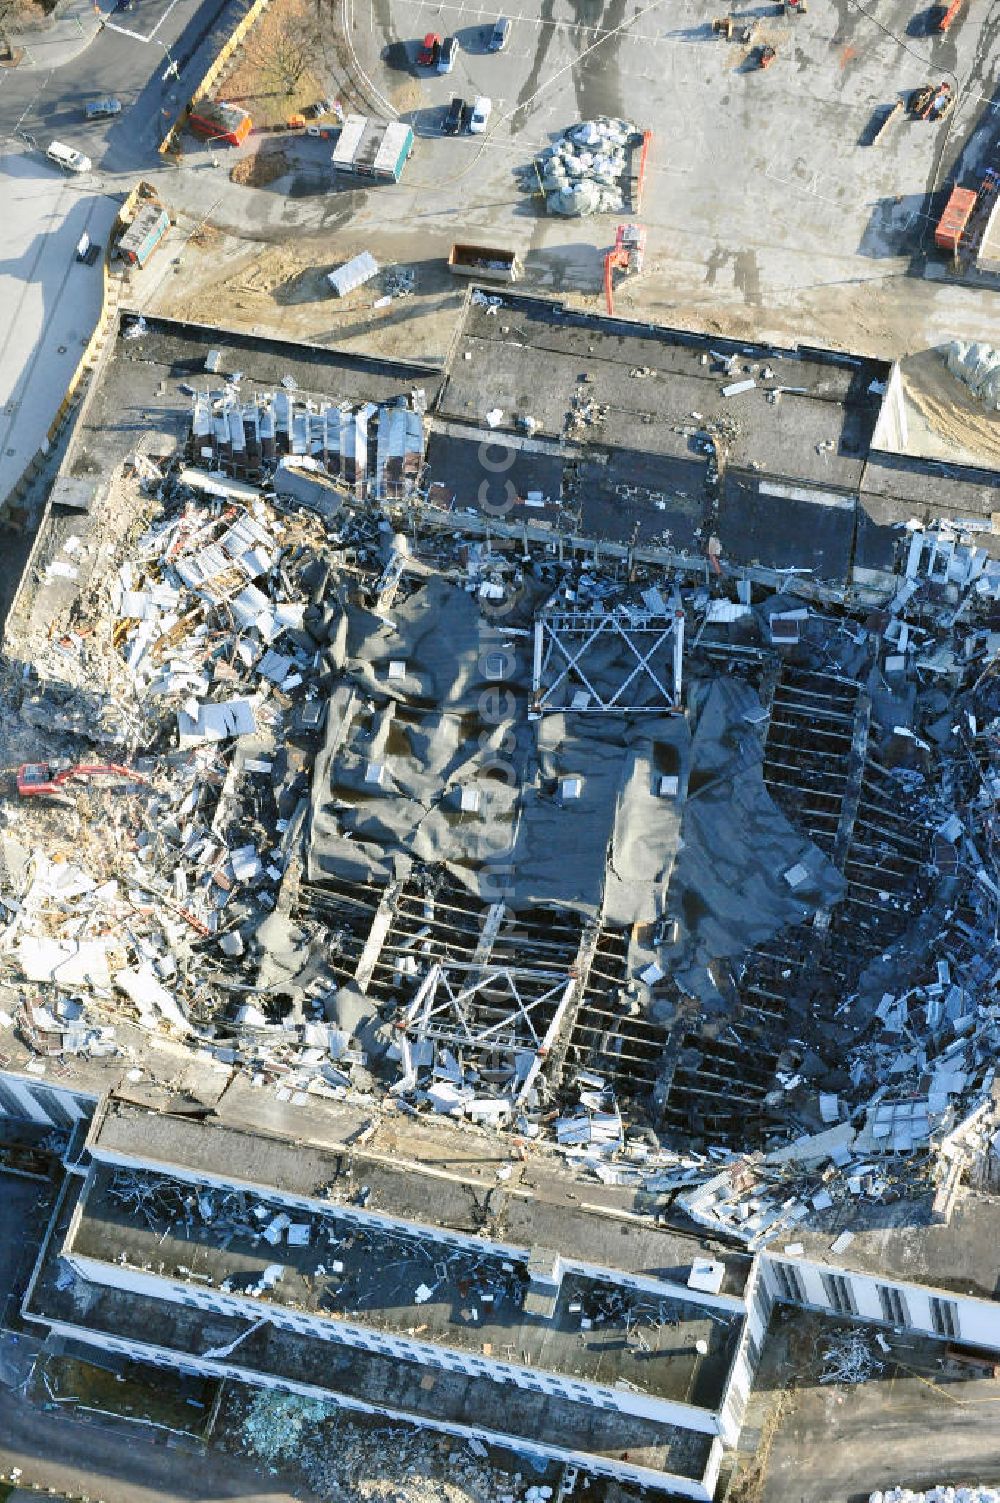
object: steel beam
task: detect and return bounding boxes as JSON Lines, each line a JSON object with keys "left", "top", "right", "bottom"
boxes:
{"left": 531, "top": 608, "right": 683, "bottom": 715}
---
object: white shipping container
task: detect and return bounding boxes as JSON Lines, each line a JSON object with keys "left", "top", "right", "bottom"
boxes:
{"left": 327, "top": 251, "right": 379, "bottom": 297}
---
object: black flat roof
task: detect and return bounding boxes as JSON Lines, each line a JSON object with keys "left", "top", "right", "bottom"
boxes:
{"left": 439, "top": 294, "right": 886, "bottom": 494}
{"left": 89, "top": 1091, "right": 752, "bottom": 1298}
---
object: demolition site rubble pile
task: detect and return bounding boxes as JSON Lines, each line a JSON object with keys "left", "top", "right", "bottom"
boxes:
{"left": 4, "top": 405, "right": 1000, "bottom": 1257}
{"left": 946, "top": 340, "right": 1000, "bottom": 412}
{"left": 530, "top": 118, "right": 640, "bottom": 217}
{"left": 238, "top": 1389, "right": 544, "bottom": 1503}
{"left": 871, "top": 1490, "right": 1000, "bottom": 1503}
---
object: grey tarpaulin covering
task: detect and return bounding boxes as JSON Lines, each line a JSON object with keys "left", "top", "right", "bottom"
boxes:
{"left": 604, "top": 717, "right": 689, "bottom": 924}
{"left": 306, "top": 578, "right": 841, "bottom": 948}
{"left": 308, "top": 577, "right": 537, "bottom": 892}
{"left": 510, "top": 714, "right": 687, "bottom": 919}
{"left": 663, "top": 677, "right": 847, "bottom": 1005}
{"left": 306, "top": 578, "right": 686, "bottom": 919}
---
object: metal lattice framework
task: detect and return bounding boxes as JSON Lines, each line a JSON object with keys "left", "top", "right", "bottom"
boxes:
{"left": 531, "top": 608, "right": 684, "bottom": 715}
{"left": 399, "top": 963, "right": 576, "bottom": 1103}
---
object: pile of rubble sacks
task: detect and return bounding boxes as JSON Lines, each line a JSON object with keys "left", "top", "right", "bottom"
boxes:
{"left": 533, "top": 118, "right": 639, "bottom": 216}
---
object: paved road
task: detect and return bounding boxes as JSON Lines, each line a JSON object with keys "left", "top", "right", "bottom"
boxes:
{"left": 0, "top": 0, "right": 240, "bottom": 160}
{"left": 0, "top": 150, "right": 119, "bottom": 500}
{"left": 0, "top": 0, "right": 246, "bottom": 507}
{"left": 0, "top": 1383, "right": 320, "bottom": 1503}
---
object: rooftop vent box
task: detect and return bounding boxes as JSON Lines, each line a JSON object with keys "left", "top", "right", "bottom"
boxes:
{"left": 687, "top": 1258, "right": 725, "bottom": 1296}
{"left": 387, "top": 660, "right": 407, "bottom": 681}
{"left": 560, "top": 776, "right": 583, "bottom": 801}
{"left": 524, "top": 1245, "right": 563, "bottom": 1320}
{"left": 365, "top": 761, "right": 386, "bottom": 787}
{"left": 460, "top": 787, "right": 481, "bottom": 813}
{"left": 205, "top": 349, "right": 223, "bottom": 374}
{"left": 659, "top": 775, "right": 679, "bottom": 797}
{"left": 769, "top": 615, "right": 800, "bottom": 645}
{"left": 526, "top": 1246, "right": 562, "bottom": 1288}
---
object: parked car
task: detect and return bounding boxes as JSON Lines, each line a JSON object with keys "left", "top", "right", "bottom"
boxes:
{"left": 469, "top": 95, "right": 492, "bottom": 133}
{"left": 46, "top": 140, "right": 92, "bottom": 172}
{"left": 443, "top": 96, "right": 465, "bottom": 134}
{"left": 417, "top": 31, "right": 442, "bottom": 65}
{"left": 488, "top": 16, "right": 511, "bottom": 50}
{"left": 437, "top": 35, "right": 459, "bottom": 72}
{"left": 85, "top": 97, "right": 122, "bottom": 120}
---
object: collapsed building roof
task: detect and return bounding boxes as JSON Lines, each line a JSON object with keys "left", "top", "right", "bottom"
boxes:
{"left": 3, "top": 298, "right": 1000, "bottom": 1352}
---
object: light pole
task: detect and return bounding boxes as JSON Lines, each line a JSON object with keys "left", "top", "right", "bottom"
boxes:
{"left": 159, "top": 39, "right": 179, "bottom": 82}
{"left": 202, "top": 129, "right": 228, "bottom": 167}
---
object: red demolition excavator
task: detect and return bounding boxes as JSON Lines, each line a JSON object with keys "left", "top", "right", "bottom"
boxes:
{"left": 15, "top": 762, "right": 149, "bottom": 800}
{"left": 604, "top": 224, "right": 646, "bottom": 315}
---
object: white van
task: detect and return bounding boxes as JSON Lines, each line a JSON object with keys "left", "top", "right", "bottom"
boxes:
{"left": 46, "top": 141, "right": 92, "bottom": 173}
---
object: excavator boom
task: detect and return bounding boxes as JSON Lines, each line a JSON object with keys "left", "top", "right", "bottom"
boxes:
{"left": 16, "top": 762, "right": 149, "bottom": 797}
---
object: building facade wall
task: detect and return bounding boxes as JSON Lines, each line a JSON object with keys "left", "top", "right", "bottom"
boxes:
{"left": 0, "top": 1068, "right": 96, "bottom": 1130}
{"left": 37, "top": 1314, "right": 721, "bottom": 1500}
{"left": 717, "top": 1259, "right": 773, "bottom": 1445}
{"left": 66, "top": 1249, "right": 725, "bottom": 1434}
{"left": 761, "top": 1253, "right": 1000, "bottom": 1349}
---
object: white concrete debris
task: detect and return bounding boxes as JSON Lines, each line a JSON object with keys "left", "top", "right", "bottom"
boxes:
{"left": 946, "top": 339, "right": 1000, "bottom": 412}
{"left": 535, "top": 117, "right": 638, "bottom": 216}
{"left": 871, "top": 1490, "right": 1000, "bottom": 1503}
{"left": 16, "top": 936, "right": 117, "bottom": 989}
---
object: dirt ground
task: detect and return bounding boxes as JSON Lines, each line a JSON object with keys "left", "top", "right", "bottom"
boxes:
{"left": 229, "top": 142, "right": 292, "bottom": 187}
{"left": 148, "top": 206, "right": 983, "bottom": 376}
{"left": 741, "top": 1310, "right": 1000, "bottom": 1503}
{"left": 151, "top": 222, "right": 467, "bottom": 363}
{"left": 900, "top": 346, "right": 1000, "bottom": 467}
{"left": 210, "top": 0, "right": 329, "bottom": 129}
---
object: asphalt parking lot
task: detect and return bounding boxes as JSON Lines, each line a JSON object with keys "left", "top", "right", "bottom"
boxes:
{"left": 344, "top": 0, "right": 1000, "bottom": 339}
{"left": 0, "top": 150, "right": 119, "bottom": 506}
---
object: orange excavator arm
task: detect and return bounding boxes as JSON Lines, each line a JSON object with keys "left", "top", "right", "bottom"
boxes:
{"left": 16, "top": 762, "right": 149, "bottom": 797}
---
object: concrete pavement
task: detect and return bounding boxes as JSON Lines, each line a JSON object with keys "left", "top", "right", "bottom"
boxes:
{"left": 5, "top": 0, "right": 102, "bottom": 72}
{"left": 0, "top": 1384, "right": 320, "bottom": 1503}
{"left": 0, "top": 146, "right": 119, "bottom": 503}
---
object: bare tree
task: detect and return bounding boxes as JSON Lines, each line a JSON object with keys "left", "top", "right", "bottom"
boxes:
{"left": 243, "top": 6, "right": 324, "bottom": 96}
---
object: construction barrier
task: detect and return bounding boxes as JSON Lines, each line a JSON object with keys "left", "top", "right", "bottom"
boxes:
{"left": 635, "top": 130, "right": 652, "bottom": 215}
{"left": 158, "top": 0, "right": 274, "bottom": 156}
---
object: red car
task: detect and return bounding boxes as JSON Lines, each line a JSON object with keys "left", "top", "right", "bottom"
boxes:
{"left": 417, "top": 31, "right": 442, "bottom": 65}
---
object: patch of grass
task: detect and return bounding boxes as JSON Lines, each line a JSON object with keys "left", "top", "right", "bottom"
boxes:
{"left": 33, "top": 1354, "right": 218, "bottom": 1434}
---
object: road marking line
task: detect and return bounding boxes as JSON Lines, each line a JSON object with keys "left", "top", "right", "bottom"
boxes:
{"left": 102, "top": 17, "right": 155, "bottom": 40}
{"left": 149, "top": 0, "right": 185, "bottom": 39}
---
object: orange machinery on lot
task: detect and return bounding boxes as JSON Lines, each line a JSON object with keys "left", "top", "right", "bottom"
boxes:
{"left": 188, "top": 100, "right": 252, "bottom": 146}
{"left": 604, "top": 224, "right": 646, "bottom": 315}
{"left": 935, "top": 184, "right": 978, "bottom": 255}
